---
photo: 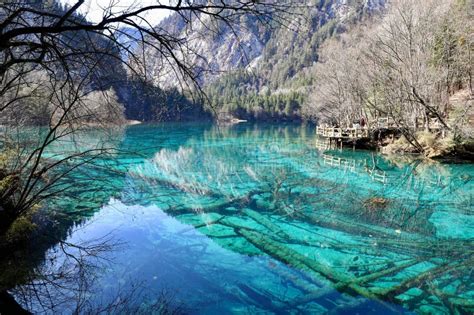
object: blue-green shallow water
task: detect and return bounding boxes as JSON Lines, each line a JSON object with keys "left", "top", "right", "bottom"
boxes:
{"left": 17, "top": 123, "right": 474, "bottom": 314}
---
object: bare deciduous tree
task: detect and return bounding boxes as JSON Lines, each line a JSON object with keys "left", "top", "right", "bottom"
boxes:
{"left": 304, "top": 0, "right": 473, "bottom": 154}
{"left": 0, "top": 1, "right": 299, "bottom": 237}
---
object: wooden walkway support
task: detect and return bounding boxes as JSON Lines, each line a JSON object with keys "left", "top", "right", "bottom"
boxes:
{"left": 314, "top": 138, "right": 331, "bottom": 151}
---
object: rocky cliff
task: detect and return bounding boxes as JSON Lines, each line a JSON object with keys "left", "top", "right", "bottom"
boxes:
{"left": 141, "top": 0, "right": 387, "bottom": 91}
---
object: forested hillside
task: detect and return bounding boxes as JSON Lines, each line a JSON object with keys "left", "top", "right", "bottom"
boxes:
{"left": 304, "top": 0, "right": 473, "bottom": 156}
{"left": 206, "top": 0, "right": 387, "bottom": 121}
{"left": 139, "top": 0, "right": 472, "bottom": 157}
{"left": 5, "top": 0, "right": 470, "bottom": 127}
{"left": 142, "top": 0, "right": 387, "bottom": 121}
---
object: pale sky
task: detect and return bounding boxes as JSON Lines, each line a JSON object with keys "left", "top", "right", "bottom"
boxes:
{"left": 60, "top": 0, "right": 171, "bottom": 26}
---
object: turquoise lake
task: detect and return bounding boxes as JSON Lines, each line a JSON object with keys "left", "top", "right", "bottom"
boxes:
{"left": 13, "top": 123, "right": 474, "bottom": 314}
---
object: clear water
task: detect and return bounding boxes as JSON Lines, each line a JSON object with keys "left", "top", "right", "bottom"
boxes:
{"left": 14, "top": 123, "right": 474, "bottom": 314}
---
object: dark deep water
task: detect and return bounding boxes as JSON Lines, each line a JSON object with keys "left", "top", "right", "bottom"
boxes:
{"left": 6, "top": 123, "right": 474, "bottom": 314}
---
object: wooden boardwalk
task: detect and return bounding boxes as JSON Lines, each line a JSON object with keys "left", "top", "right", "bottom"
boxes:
{"left": 316, "top": 117, "right": 446, "bottom": 142}
{"left": 316, "top": 126, "right": 369, "bottom": 140}
{"left": 372, "top": 117, "right": 443, "bottom": 130}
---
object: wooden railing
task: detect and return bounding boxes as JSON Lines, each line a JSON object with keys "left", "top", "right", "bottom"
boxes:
{"left": 317, "top": 117, "right": 447, "bottom": 139}
{"left": 372, "top": 117, "right": 397, "bottom": 129}
{"left": 322, "top": 154, "right": 356, "bottom": 172}
{"left": 316, "top": 126, "right": 369, "bottom": 139}
{"left": 415, "top": 117, "right": 443, "bottom": 130}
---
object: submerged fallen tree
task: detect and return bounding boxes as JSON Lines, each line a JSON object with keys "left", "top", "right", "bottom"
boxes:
{"left": 170, "top": 199, "right": 473, "bottom": 314}
{"left": 125, "top": 145, "right": 473, "bottom": 314}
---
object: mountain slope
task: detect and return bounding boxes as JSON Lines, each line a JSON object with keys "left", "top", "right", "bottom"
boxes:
{"left": 138, "top": 0, "right": 387, "bottom": 121}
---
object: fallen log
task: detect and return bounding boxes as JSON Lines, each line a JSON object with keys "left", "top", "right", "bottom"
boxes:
{"left": 236, "top": 228, "right": 378, "bottom": 300}
{"left": 284, "top": 259, "right": 419, "bottom": 309}
{"left": 243, "top": 208, "right": 289, "bottom": 239}
{"left": 375, "top": 256, "right": 474, "bottom": 299}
